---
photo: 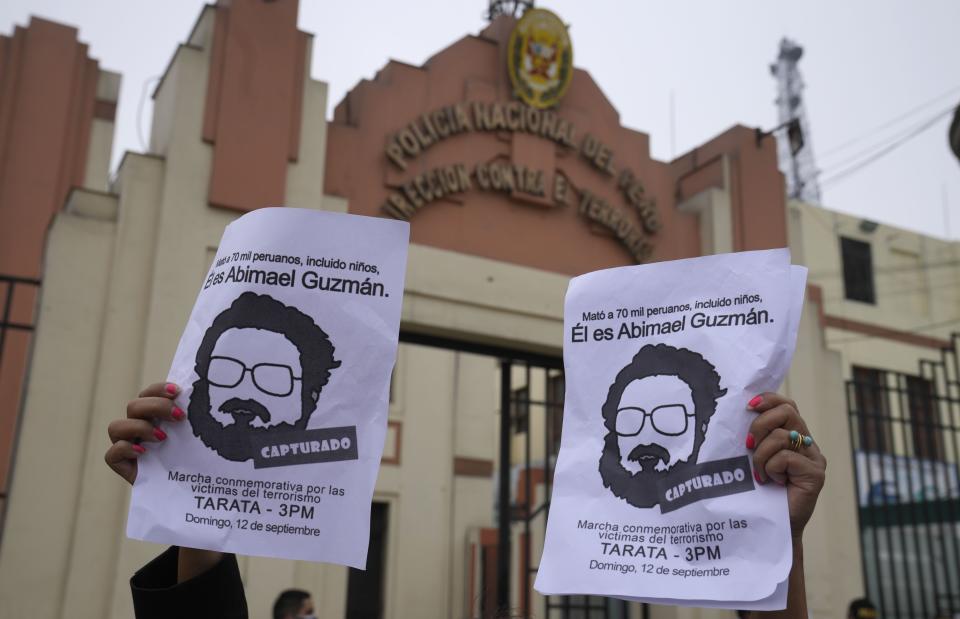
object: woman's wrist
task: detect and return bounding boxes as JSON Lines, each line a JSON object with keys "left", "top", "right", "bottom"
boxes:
{"left": 791, "top": 535, "right": 804, "bottom": 556}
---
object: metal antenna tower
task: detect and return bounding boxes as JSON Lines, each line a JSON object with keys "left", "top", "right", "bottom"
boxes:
{"left": 770, "top": 38, "right": 821, "bottom": 203}
{"left": 487, "top": 0, "right": 533, "bottom": 20}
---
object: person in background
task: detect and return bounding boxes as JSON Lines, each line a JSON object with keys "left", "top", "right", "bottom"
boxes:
{"left": 848, "top": 598, "right": 878, "bottom": 619}
{"left": 273, "top": 589, "right": 315, "bottom": 619}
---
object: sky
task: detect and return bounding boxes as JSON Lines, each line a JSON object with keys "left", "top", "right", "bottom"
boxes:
{"left": 2, "top": 0, "right": 958, "bottom": 239}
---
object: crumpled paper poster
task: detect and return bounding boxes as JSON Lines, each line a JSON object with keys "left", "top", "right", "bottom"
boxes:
{"left": 535, "top": 249, "right": 807, "bottom": 609}
{"left": 128, "top": 208, "right": 408, "bottom": 568}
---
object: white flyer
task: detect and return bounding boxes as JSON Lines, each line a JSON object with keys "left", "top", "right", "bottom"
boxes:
{"left": 535, "top": 249, "right": 807, "bottom": 605}
{"left": 127, "top": 207, "right": 409, "bottom": 568}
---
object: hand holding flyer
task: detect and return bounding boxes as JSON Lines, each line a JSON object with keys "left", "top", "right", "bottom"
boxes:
{"left": 126, "top": 208, "right": 408, "bottom": 568}
{"left": 535, "top": 249, "right": 809, "bottom": 608}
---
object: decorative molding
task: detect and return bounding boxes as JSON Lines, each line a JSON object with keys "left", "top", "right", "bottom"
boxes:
{"left": 93, "top": 99, "right": 116, "bottom": 121}
{"left": 807, "top": 284, "right": 950, "bottom": 349}
{"left": 381, "top": 420, "right": 402, "bottom": 466}
{"left": 453, "top": 457, "right": 493, "bottom": 477}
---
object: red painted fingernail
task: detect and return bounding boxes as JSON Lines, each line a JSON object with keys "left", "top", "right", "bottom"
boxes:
{"left": 746, "top": 433, "right": 756, "bottom": 449}
{"left": 172, "top": 407, "right": 185, "bottom": 421}
{"left": 748, "top": 395, "right": 762, "bottom": 409}
{"left": 753, "top": 469, "right": 763, "bottom": 484}
{"left": 132, "top": 444, "right": 146, "bottom": 454}
{"left": 165, "top": 383, "right": 179, "bottom": 395}
{"left": 776, "top": 479, "right": 786, "bottom": 486}
{"left": 153, "top": 428, "right": 167, "bottom": 441}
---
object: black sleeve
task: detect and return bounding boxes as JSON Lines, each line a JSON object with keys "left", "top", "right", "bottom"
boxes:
{"left": 130, "top": 547, "right": 248, "bottom": 619}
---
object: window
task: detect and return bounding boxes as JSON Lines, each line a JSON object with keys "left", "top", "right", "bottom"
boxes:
{"left": 853, "top": 367, "right": 892, "bottom": 454}
{"left": 512, "top": 385, "right": 530, "bottom": 434}
{"left": 906, "top": 375, "right": 943, "bottom": 461}
{"left": 346, "top": 502, "right": 389, "bottom": 619}
{"left": 841, "top": 237, "right": 876, "bottom": 304}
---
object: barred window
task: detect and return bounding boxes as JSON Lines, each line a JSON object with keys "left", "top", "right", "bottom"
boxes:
{"left": 906, "top": 375, "right": 943, "bottom": 461}
{"left": 853, "top": 366, "right": 892, "bottom": 454}
{"left": 512, "top": 385, "right": 530, "bottom": 434}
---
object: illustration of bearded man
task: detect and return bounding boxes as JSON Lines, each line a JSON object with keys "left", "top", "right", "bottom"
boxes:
{"left": 188, "top": 292, "right": 340, "bottom": 462}
{"left": 598, "top": 343, "right": 726, "bottom": 508}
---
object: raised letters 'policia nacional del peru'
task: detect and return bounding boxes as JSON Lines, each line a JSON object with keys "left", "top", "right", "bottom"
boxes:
{"left": 378, "top": 8, "right": 662, "bottom": 264}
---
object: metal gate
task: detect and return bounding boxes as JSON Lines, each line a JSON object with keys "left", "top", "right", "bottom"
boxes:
{"left": 400, "top": 333, "right": 635, "bottom": 619}
{"left": 500, "top": 358, "right": 630, "bottom": 619}
{"left": 846, "top": 334, "right": 960, "bottom": 619}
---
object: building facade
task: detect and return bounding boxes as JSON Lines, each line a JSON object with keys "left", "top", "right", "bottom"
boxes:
{"left": 792, "top": 200, "right": 960, "bottom": 617}
{"left": 0, "top": 1, "right": 955, "bottom": 618}
{"left": 0, "top": 17, "right": 118, "bottom": 529}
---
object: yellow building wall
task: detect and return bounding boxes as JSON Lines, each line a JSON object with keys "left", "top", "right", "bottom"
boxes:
{"left": 790, "top": 199, "right": 960, "bottom": 369}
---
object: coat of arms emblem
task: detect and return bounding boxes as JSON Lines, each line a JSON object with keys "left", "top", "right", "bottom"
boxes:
{"left": 507, "top": 8, "right": 573, "bottom": 109}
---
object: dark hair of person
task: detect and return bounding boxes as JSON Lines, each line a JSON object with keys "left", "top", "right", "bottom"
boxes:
{"left": 848, "top": 598, "right": 878, "bottom": 619}
{"left": 193, "top": 291, "right": 340, "bottom": 428}
{"left": 273, "top": 588, "right": 311, "bottom": 619}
